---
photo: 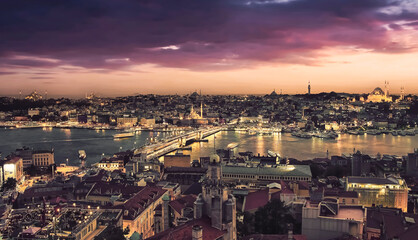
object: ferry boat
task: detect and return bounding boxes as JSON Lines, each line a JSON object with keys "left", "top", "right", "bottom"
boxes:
{"left": 291, "top": 131, "right": 312, "bottom": 139}
{"left": 406, "top": 130, "right": 416, "bottom": 136}
{"left": 114, "top": 132, "right": 135, "bottom": 139}
{"left": 227, "top": 142, "right": 239, "bottom": 149}
{"left": 268, "top": 150, "right": 281, "bottom": 159}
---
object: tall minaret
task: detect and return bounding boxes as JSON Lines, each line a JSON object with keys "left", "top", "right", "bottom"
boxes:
{"left": 200, "top": 90, "right": 203, "bottom": 119}
{"left": 400, "top": 86, "right": 405, "bottom": 100}
{"left": 308, "top": 80, "right": 311, "bottom": 95}
{"left": 384, "top": 80, "right": 389, "bottom": 97}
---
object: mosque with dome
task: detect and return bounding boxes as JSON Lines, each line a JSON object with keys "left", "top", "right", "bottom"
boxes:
{"left": 367, "top": 81, "right": 392, "bottom": 102}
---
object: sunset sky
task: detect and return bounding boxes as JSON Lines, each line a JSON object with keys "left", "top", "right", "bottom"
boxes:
{"left": 1, "top": 0, "right": 418, "bottom": 97}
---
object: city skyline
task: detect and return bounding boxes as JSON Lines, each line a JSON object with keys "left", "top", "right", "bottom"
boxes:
{"left": 1, "top": 0, "right": 418, "bottom": 97}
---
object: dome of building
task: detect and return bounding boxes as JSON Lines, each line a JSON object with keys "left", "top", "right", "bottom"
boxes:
{"left": 371, "top": 87, "right": 385, "bottom": 95}
{"left": 210, "top": 153, "right": 220, "bottom": 163}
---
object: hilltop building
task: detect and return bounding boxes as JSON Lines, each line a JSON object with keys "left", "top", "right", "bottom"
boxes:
{"left": 25, "top": 91, "right": 43, "bottom": 101}
{"left": 346, "top": 176, "right": 408, "bottom": 212}
{"left": 367, "top": 81, "right": 392, "bottom": 102}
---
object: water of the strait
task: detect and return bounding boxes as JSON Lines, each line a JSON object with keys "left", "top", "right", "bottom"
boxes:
{"left": 0, "top": 128, "right": 416, "bottom": 166}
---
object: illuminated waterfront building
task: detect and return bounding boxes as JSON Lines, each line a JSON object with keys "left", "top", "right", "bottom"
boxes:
{"left": 346, "top": 176, "right": 408, "bottom": 212}
{"left": 116, "top": 117, "right": 138, "bottom": 127}
{"left": 32, "top": 150, "right": 54, "bottom": 167}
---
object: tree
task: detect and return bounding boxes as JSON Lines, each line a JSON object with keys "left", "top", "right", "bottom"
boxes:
{"left": 237, "top": 211, "right": 254, "bottom": 237}
{"left": 238, "top": 199, "right": 300, "bottom": 237}
{"left": 2, "top": 178, "right": 17, "bottom": 191}
{"left": 254, "top": 199, "right": 298, "bottom": 234}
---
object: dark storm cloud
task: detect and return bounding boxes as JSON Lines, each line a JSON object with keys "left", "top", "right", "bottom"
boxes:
{"left": 0, "top": 0, "right": 416, "bottom": 71}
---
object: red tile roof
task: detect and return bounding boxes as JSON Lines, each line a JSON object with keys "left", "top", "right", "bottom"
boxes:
{"left": 88, "top": 181, "right": 143, "bottom": 198}
{"left": 146, "top": 217, "right": 226, "bottom": 240}
{"left": 113, "top": 185, "right": 167, "bottom": 220}
{"left": 367, "top": 207, "right": 418, "bottom": 239}
{"left": 169, "top": 195, "right": 196, "bottom": 215}
{"left": 244, "top": 189, "right": 269, "bottom": 212}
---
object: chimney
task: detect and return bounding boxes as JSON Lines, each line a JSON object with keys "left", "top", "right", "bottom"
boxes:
{"left": 287, "top": 223, "right": 293, "bottom": 240}
{"left": 192, "top": 225, "right": 203, "bottom": 240}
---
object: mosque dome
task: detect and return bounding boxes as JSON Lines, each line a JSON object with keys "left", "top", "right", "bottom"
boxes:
{"left": 371, "top": 87, "right": 385, "bottom": 95}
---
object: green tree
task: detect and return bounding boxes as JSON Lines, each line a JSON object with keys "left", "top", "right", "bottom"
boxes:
{"left": 238, "top": 199, "right": 299, "bottom": 237}
{"left": 254, "top": 199, "right": 297, "bottom": 234}
{"left": 237, "top": 211, "right": 254, "bottom": 237}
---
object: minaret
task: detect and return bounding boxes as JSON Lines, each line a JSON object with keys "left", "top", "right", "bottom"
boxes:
{"left": 400, "top": 86, "right": 405, "bottom": 100}
{"left": 308, "top": 80, "right": 311, "bottom": 95}
{"left": 384, "top": 80, "right": 388, "bottom": 97}
{"left": 200, "top": 90, "right": 203, "bottom": 119}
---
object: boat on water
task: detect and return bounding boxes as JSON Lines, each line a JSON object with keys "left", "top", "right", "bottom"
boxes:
{"left": 366, "top": 129, "right": 381, "bottom": 135}
{"left": 114, "top": 132, "right": 135, "bottom": 139}
{"left": 313, "top": 131, "right": 337, "bottom": 139}
{"left": 248, "top": 130, "right": 257, "bottom": 135}
{"left": 79, "top": 150, "right": 86, "bottom": 160}
{"left": 267, "top": 150, "right": 281, "bottom": 159}
{"left": 227, "top": 142, "right": 239, "bottom": 149}
{"left": 406, "top": 130, "right": 416, "bottom": 136}
{"left": 291, "top": 131, "right": 312, "bottom": 139}
{"left": 347, "top": 130, "right": 359, "bottom": 135}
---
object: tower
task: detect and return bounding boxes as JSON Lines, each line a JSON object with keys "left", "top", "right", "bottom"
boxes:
{"left": 193, "top": 154, "right": 237, "bottom": 240}
{"left": 162, "top": 194, "right": 170, "bottom": 232}
{"left": 384, "top": 80, "right": 389, "bottom": 97}
{"left": 308, "top": 80, "right": 311, "bottom": 95}
{"left": 400, "top": 86, "right": 405, "bottom": 101}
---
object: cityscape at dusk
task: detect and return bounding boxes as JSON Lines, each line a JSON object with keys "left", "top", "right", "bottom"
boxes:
{"left": 0, "top": 1, "right": 418, "bottom": 240}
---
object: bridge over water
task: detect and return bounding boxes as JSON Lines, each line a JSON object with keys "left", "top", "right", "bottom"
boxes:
{"left": 134, "top": 126, "right": 224, "bottom": 160}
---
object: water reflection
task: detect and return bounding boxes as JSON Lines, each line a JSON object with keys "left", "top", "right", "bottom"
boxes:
{"left": 0, "top": 128, "right": 417, "bottom": 165}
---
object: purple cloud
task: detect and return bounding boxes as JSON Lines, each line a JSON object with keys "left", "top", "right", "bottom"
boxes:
{"left": 0, "top": 0, "right": 417, "bottom": 72}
